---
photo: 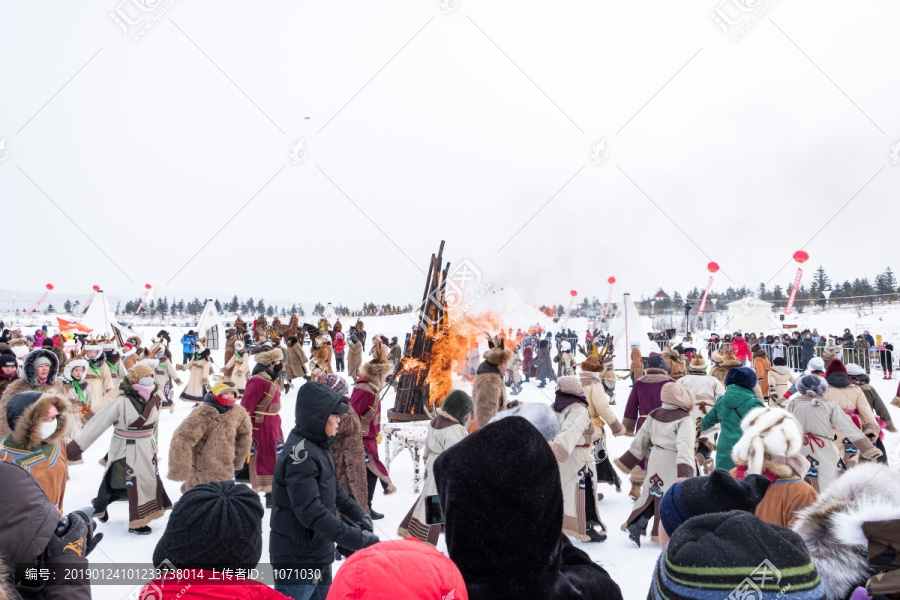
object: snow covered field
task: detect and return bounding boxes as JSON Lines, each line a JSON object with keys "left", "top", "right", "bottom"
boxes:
{"left": 5, "top": 305, "right": 899, "bottom": 598}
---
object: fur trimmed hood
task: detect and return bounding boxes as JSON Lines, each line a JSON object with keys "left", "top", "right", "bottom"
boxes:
{"left": 22, "top": 349, "right": 60, "bottom": 386}
{"left": 62, "top": 359, "right": 88, "bottom": 382}
{"left": 7, "top": 392, "right": 68, "bottom": 449}
{"left": 793, "top": 463, "right": 900, "bottom": 600}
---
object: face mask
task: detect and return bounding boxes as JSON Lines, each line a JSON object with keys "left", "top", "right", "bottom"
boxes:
{"left": 12, "top": 346, "right": 27, "bottom": 359}
{"left": 272, "top": 363, "right": 283, "bottom": 374}
{"left": 41, "top": 420, "right": 58, "bottom": 439}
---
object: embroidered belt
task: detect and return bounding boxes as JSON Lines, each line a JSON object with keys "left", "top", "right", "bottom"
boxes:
{"left": 113, "top": 428, "right": 154, "bottom": 440}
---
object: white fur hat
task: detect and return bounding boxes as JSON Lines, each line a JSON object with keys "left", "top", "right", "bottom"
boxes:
{"left": 139, "top": 358, "right": 160, "bottom": 369}
{"left": 845, "top": 363, "right": 866, "bottom": 377}
{"left": 560, "top": 340, "right": 571, "bottom": 352}
{"left": 731, "top": 406, "right": 804, "bottom": 475}
{"left": 63, "top": 359, "right": 88, "bottom": 381}
{"left": 488, "top": 402, "right": 560, "bottom": 441}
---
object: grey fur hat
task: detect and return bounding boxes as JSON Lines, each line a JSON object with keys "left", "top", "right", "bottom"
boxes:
{"left": 795, "top": 374, "right": 828, "bottom": 396}
{"left": 488, "top": 402, "right": 560, "bottom": 441}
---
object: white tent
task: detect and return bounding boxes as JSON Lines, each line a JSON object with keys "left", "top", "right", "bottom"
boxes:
{"left": 726, "top": 298, "right": 779, "bottom": 333}
{"left": 324, "top": 302, "right": 337, "bottom": 323}
{"left": 196, "top": 299, "right": 227, "bottom": 349}
{"left": 79, "top": 290, "right": 126, "bottom": 343}
{"left": 607, "top": 293, "right": 656, "bottom": 370}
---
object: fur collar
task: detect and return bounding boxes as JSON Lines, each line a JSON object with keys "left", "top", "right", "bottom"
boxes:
{"left": 638, "top": 369, "right": 673, "bottom": 384}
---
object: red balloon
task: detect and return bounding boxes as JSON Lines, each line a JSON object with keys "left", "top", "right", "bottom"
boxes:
{"left": 570, "top": 290, "right": 578, "bottom": 297}
{"left": 707, "top": 261, "right": 720, "bottom": 273}
{"left": 45, "top": 283, "right": 54, "bottom": 290}
{"left": 145, "top": 283, "right": 152, "bottom": 289}
{"left": 793, "top": 250, "right": 809, "bottom": 264}
{"left": 92, "top": 285, "right": 100, "bottom": 291}
{"left": 607, "top": 277, "right": 616, "bottom": 285}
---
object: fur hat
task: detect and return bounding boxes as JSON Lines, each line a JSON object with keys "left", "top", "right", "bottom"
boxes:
{"left": 711, "top": 347, "right": 735, "bottom": 363}
{"left": 660, "top": 382, "right": 692, "bottom": 410}
{"left": 254, "top": 347, "right": 283, "bottom": 367}
{"left": 825, "top": 359, "right": 847, "bottom": 377}
{"left": 211, "top": 381, "right": 237, "bottom": 397}
{"left": 559, "top": 340, "right": 571, "bottom": 352}
{"left": 688, "top": 355, "right": 707, "bottom": 372}
{"left": 483, "top": 335, "right": 514, "bottom": 366}
{"left": 731, "top": 406, "right": 808, "bottom": 478}
{"left": 796, "top": 374, "right": 828, "bottom": 396}
{"left": 724, "top": 366, "right": 757, "bottom": 390}
{"left": 556, "top": 375, "right": 583, "bottom": 397}
{"left": 62, "top": 359, "right": 88, "bottom": 381}
{"left": 646, "top": 355, "right": 670, "bottom": 372}
{"left": 653, "top": 511, "right": 823, "bottom": 599}
{"left": 658, "top": 470, "right": 770, "bottom": 536}
{"left": 845, "top": 363, "right": 866, "bottom": 377}
{"left": 126, "top": 363, "right": 154, "bottom": 384}
{"left": 361, "top": 340, "right": 393, "bottom": 378}
{"left": 579, "top": 353, "right": 604, "bottom": 372}
{"left": 793, "top": 463, "right": 900, "bottom": 600}
{"left": 488, "top": 402, "right": 560, "bottom": 441}
{"left": 6, "top": 391, "right": 68, "bottom": 449}
{"left": 806, "top": 356, "right": 826, "bottom": 373}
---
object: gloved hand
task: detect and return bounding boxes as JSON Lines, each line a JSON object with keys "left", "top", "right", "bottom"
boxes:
{"left": 65, "top": 441, "right": 83, "bottom": 462}
{"left": 46, "top": 511, "right": 102, "bottom": 559}
{"left": 359, "top": 515, "right": 374, "bottom": 533}
{"left": 359, "top": 530, "right": 380, "bottom": 549}
{"left": 375, "top": 433, "right": 383, "bottom": 445}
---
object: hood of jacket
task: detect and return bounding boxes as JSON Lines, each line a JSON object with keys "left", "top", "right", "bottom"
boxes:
{"left": 825, "top": 371, "right": 853, "bottom": 389}
{"left": 6, "top": 392, "right": 68, "bottom": 450}
{"left": 294, "top": 381, "right": 347, "bottom": 447}
{"left": 793, "top": 463, "right": 900, "bottom": 600}
{"left": 720, "top": 385, "right": 758, "bottom": 409}
{"left": 22, "top": 348, "right": 59, "bottom": 387}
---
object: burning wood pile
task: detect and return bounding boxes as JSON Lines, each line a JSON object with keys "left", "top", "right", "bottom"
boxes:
{"left": 389, "top": 241, "right": 455, "bottom": 422}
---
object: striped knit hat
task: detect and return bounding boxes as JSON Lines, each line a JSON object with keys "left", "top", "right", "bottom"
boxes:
{"left": 650, "top": 510, "right": 824, "bottom": 599}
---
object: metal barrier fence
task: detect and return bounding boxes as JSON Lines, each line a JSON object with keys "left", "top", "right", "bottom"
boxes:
{"left": 652, "top": 340, "right": 893, "bottom": 372}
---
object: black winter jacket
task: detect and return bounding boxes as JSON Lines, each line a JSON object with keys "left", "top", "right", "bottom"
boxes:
{"left": 269, "top": 382, "right": 366, "bottom": 567}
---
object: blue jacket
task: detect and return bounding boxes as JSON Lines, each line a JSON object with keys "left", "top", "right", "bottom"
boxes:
{"left": 180, "top": 334, "right": 197, "bottom": 354}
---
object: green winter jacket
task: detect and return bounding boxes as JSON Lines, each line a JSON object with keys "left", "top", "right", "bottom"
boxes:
{"left": 701, "top": 384, "right": 765, "bottom": 471}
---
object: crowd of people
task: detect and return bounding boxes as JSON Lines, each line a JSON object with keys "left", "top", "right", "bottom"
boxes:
{"left": 0, "top": 316, "right": 898, "bottom": 599}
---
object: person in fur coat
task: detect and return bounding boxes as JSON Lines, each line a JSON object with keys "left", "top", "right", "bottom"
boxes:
{"left": 282, "top": 334, "right": 309, "bottom": 386}
{"left": 730, "top": 406, "right": 818, "bottom": 528}
{"left": 148, "top": 344, "right": 182, "bottom": 412}
{"left": 847, "top": 362, "right": 896, "bottom": 464}
{"left": 223, "top": 340, "right": 250, "bottom": 394}
{"left": 615, "top": 382, "right": 695, "bottom": 546}
{"left": 309, "top": 333, "right": 333, "bottom": 376}
{"left": 768, "top": 356, "right": 797, "bottom": 407}
{"left": 167, "top": 381, "right": 252, "bottom": 493}
{"left": 347, "top": 334, "right": 363, "bottom": 380}
{"left": 350, "top": 341, "right": 396, "bottom": 519}
{"left": 399, "top": 389, "right": 473, "bottom": 545}
{"left": 0, "top": 390, "right": 69, "bottom": 514}
{"left": 472, "top": 336, "right": 514, "bottom": 428}
{"left": 710, "top": 347, "right": 765, "bottom": 400}
{"left": 578, "top": 352, "right": 624, "bottom": 494}
{"left": 676, "top": 355, "right": 725, "bottom": 474}
{"left": 60, "top": 358, "right": 93, "bottom": 451}
{"left": 319, "top": 373, "right": 369, "bottom": 519}
{"left": 81, "top": 340, "right": 113, "bottom": 408}
{"left": 239, "top": 347, "right": 285, "bottom": 506}
{"left": 535, "top": 339, "right": 555, "bottom": 387}
{"left": 786, "top": 374, "right": 882, "bottom": 492}
{"left": 0, "top": 348, "right": 65, "bottom": 439}
{"left": 41, "top": 337, "right": 67, "bottom": 372}
{"left": 662, "top": 346, "right": 686, "bottom": 380}
{"left": 622, "top": 343, "right": 644, "bottom": 384}
{"left": 102, "top": 342, "right": 127, "bottom": 401}
{"left": 854, "top": 335, "right": 872, "bottom": 374}
{"left": 622, "top": 355, "right": 673, "bottom": 500}
{"left": 66, "top": 363, "right": 173, "bottom": 534}
{"left": 793, "top": 462, "right": 900, "bottom": 600}
{"left": 752, "top": 344, "right": 771, "bottom": 400}
{"left": 177, "top": 344, "right": 215, "bottom": 403}
{"left": 550, "top": 376, "right": 607, "bottom": 543}
{"left": 822, "top": 359, "right": 882, "bottom": 460}
{"left": 555, "top": 340, "right": 575, "bottom": 377}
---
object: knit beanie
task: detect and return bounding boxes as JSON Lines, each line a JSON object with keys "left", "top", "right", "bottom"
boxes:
{"left": 556, "top": 375, "right": 583, "bottom": 396}
{"left": 647, "top": 355, "right": 670, "bottom": 372}
{"left": 806, "top": 356, "right": 825, "bottom": 374}
{"left": 658, "top": 470, "right": 770, "bottom": 537}
{"left": 440, "top": 389, "right": 473, "bottom": 425}
{"left": 651, "top": 510, "right": 824, "bottom": 599}
{"left": 725, "top": 366, "right": 757, "bottom": 390}
{"left": 32, "top": 356, "right": 51, "bottom": 368}
{"left": 825, "top": 359, "right": 847, "bottom": 377}
{"left": 315, "top": 372, "right": 349, "bottom": 397}
{"left": 796, "top": 374, "right": 828, "bottom": 396}
{"left": 0, "top": 350, "right": 17, "bottom": 368}
{"left": 153, "top": 481, "right": 263, "bottom": 571}
{"left": 488, "top": 402, "right": 560, "bottom": 440}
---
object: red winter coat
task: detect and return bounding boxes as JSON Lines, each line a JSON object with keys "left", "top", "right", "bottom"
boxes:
{"left": 334, "top": 336, "right": 347, "bottom": 354}
{"left": 328, "top": 538, "right": 468, "bottom": 600}
{"left": 139, "top": 572, "right": 288, "bottom": 599}
{"left": 731, "top": 339, "right": 751, "bottom": 361}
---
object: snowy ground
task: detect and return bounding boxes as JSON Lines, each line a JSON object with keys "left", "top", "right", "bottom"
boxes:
{"left": 11, "top": 310, "right": 899, "bottom": 598}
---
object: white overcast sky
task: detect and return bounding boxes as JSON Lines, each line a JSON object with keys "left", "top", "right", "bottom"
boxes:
{"left": 1, "top": 0, "right": 899, "bottom": 309}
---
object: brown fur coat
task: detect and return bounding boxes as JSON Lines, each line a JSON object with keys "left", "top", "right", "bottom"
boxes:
{"left": 0, "top": 355, "right": 65, "bottom": 439}
{"left": 347, "top": 341, "right": 363, "bottom": 379}
{"left": 285, "top": 341, "right": 309, "bottom": 381}
{"left": 167, "top": 400, "right": 252, "bottom": 493}
{"left": 472, "top": 362, "right": 507, "bottom": 428}
{"left": 331, "top": 409, "right": 369, "bottom": 515}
